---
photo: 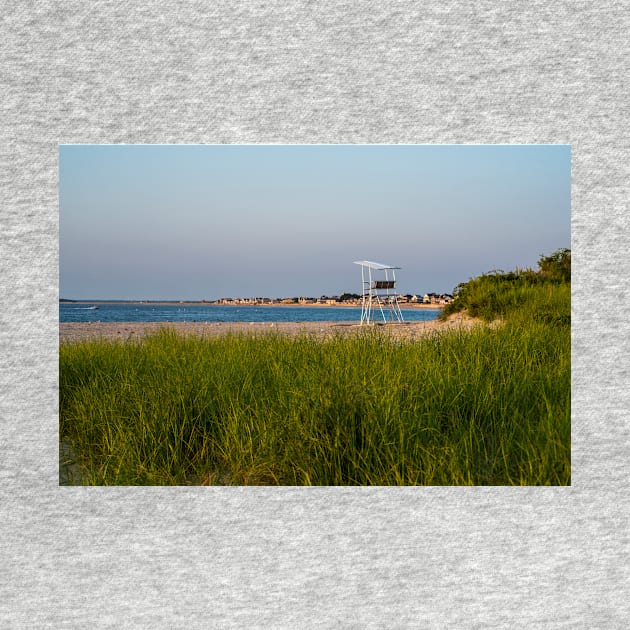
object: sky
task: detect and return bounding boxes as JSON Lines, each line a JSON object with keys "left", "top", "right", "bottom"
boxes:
{"left": 59, "top": 144, "right": 571, "bottom": 301}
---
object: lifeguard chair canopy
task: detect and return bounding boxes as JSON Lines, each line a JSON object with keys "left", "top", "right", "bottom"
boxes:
{"left": 353, "top": 260, "right": 404, "bottom": 324}
{"left": 353, "top": 260, "right": 400, "bottom": 271}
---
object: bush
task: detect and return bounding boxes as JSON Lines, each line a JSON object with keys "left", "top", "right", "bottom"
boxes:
{"left": 538, "top": 248, "right": 571, "bottom": 283}
{"left": 440, "top": 248, "right": 570, "bottom": 323}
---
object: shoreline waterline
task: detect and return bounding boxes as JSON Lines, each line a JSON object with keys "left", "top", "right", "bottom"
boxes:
{"left": 59, "top": 302, "right": 443, "bottom": 325}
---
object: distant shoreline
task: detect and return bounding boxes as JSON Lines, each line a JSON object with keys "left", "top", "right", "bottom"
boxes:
{"left": 60, "top": 300, "right": 445, "bottom": 310}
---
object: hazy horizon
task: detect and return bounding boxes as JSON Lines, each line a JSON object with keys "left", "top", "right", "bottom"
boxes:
{"left": 60, "top": 144, "right": 570, "bottom": 301}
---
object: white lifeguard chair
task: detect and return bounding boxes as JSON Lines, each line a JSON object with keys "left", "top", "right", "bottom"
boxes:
{"left": 354, "top": 260, "right": 404, "bottom": 324}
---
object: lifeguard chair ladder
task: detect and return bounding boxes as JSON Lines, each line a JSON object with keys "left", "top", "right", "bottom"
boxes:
{"left": 353, "top": 260, "right": 404, "bottom": 324}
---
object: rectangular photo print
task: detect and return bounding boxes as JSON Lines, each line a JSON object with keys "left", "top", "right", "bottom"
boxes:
{"left": 59, "top": 144, "right": 571, "bottom": 485}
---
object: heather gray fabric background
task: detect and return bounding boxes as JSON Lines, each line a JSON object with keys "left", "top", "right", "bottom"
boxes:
{"left": 1, "top": 2, "right": 628, "bottom": 627}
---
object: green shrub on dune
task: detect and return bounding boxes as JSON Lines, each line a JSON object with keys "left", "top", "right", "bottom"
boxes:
{"left": 440, "top": 248, "right": 571, "bottom": 325}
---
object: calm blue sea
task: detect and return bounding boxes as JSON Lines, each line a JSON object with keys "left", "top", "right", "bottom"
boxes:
{"left": 59, "top": 303, "right": 441, "bottom": 324}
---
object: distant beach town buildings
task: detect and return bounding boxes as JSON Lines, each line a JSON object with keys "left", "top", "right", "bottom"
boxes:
{"left": 213, "top": 292, "right": 454, "bottom": 306}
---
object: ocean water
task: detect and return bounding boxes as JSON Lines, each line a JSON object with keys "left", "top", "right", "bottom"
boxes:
{"left": 59, "top": 303, "right": 441, "bottom": 324}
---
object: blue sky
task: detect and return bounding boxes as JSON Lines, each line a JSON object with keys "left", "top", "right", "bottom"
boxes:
{"left": 59, "top": 144, "right": 570, "bottom": 300}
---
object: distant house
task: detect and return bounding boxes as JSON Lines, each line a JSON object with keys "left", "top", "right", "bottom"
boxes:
{"left": 418, "top": 293, "right": 455, "bottom": 305}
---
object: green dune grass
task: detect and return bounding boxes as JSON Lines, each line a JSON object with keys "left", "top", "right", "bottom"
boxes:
{"left": 60, "top": 322, "right": 569, "bottom": 485}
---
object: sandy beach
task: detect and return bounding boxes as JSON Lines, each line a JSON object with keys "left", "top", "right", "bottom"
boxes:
{"left": 59, "top": 313, "right": 479, "bottom": 344}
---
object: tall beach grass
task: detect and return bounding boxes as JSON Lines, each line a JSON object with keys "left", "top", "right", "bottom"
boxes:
{"left": 60, "top": 322, "right": 569, "bottom": 485}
